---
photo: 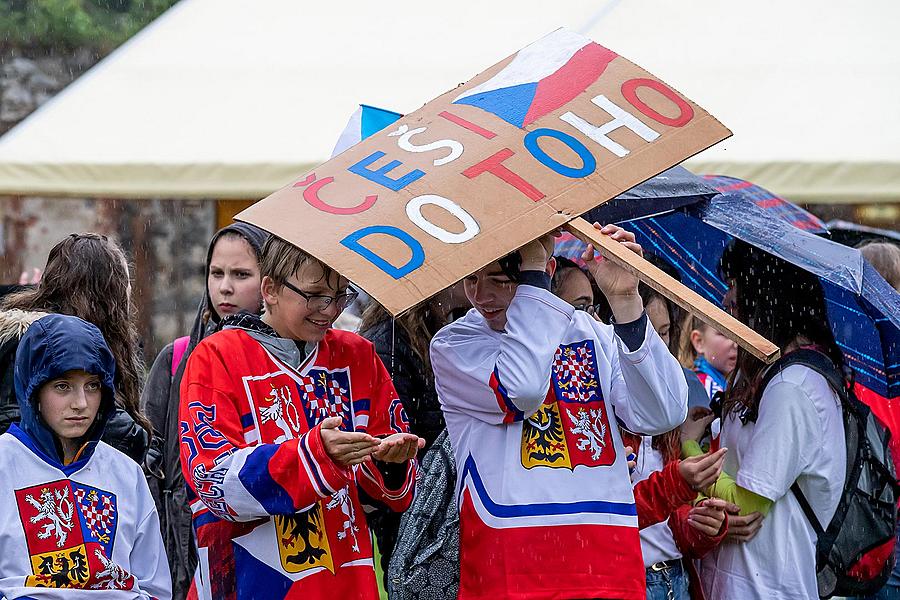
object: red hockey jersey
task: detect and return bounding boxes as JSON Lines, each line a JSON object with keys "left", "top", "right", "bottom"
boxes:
{"left": 179, "top": 325, "right": 416, "bottom": 600}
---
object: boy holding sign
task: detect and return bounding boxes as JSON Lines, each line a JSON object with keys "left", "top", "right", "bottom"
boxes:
{"left": 179, "top": 236, "right": 422, "bottom": 600}
{"left": 431, "top": 224, "right": 688, "bottom": 600}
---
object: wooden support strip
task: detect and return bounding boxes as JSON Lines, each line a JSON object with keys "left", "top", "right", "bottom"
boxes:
{"left": 565, "top": 217, "right": 780, "bottom": 363}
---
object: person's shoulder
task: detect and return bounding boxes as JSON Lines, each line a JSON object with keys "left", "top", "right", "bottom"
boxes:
{"left": 196, "top": 327, "right": 248, "bottom": 352}
{"left": 432, "top": 310, "right": 484, "bottom": 343}
{"left": 147, "top": 340, "right": 176, "bottom": 369}
{"left": 764, "top": 363, "right": 838, "bottom": 411}
{"left": 93, "top": 441, "right": 145, "bottom": 475}
{"left": 770, "top": 363, "right": 832, "bottom": 392}
{"left": 325, "top": 327, "right": 376, "bottom": 353}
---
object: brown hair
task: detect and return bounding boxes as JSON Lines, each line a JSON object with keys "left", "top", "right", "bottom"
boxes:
{"left": 858, "top": 241, "right": 900, "bottom": 291}
{"left": 259, "top": 235, "right": 337, "bottom": 291}
{"left": 2, "top": 233, "right": 151, "bottom": 435}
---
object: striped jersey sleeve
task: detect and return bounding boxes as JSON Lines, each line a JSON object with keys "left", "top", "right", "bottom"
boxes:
{"left": 178, "top": 341, "right": 352, "bottom": 521}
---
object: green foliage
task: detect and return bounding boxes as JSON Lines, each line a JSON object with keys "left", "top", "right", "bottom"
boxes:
{"left": 0, "top": 0, "right": 179, "bottom": 53}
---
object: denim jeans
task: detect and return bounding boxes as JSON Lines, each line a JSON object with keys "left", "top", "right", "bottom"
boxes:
{"left": 851, "top": 583, "right": 900, "bottom": 600}
{"left": 645, "top": 560, "right": 689, "bottom": 600}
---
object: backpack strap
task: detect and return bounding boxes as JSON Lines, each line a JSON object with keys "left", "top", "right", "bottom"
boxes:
{"left": 759, "top": 349, "right": 848, "bottom": 537}
{"left": 791, "top": 481, "right": 826, "bottom": 536}
{"left": 171, "top": 336, "right": 190, "bottom": 377}
{"left": 757, "top": 348, "right": 848, "bottom": 405}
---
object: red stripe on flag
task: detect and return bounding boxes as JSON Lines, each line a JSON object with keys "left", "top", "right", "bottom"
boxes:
{"left": 439, "top": 111, "right": 497, "bottom": 139}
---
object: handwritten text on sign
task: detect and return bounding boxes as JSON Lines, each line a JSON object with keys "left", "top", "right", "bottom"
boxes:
{"left": 237, "top": 29, "right": 730, "bottom": 314}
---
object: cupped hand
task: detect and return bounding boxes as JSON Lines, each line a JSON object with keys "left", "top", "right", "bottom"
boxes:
{"left": 372, "top": 432, "right": 425, "bottom": 463}
{"left": 319, "top": 416, "right": 381, "bottom": 467}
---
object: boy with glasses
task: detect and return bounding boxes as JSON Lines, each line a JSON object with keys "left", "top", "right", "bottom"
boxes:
{"left": 179, "top": 235, "right": 422, "bottom": 600}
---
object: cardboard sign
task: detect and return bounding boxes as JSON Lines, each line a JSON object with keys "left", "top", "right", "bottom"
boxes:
{"left": 237, "top": 29, "right": 731, "bottom": 315}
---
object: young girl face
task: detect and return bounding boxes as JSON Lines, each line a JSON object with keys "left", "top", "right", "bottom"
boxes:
{"left": 208, "top": 235, "right": 262, "bottom": 320}
{"left": 645, "top": 297, "right": 671, "bottom": 346}
{"left": 692, "top": 325, "right": 738, "bottom": 375}
{"left": 38, "top": 370, "right": 102, "bottom": 448}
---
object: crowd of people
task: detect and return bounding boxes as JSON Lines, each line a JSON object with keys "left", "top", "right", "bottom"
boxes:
{"left": 0, "top": 223, "right": 897, "bottom": 600}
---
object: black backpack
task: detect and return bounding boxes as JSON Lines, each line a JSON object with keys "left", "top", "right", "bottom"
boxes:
{"left": 756, "top": 349, "right": 900, "bottom": 598}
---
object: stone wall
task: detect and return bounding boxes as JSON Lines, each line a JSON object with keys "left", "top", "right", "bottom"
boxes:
{"left": 0, "top": 49, "right": 217, "bottom": 362}
{"left": 0, "top": 195, "right": 215, "bottom": 360}
{"left": 1, "top": 50, "right": 98, "bottom": 134}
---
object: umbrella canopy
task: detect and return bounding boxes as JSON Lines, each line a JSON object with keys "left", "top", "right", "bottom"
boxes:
{"left": 624, "top": 192, "right": 900, "bottom": 402}
{"left": 557, "top": 166, "right": 719, "bottom": 266}
{"left": 701, "top": 175, "right": 827, "bottom": 233}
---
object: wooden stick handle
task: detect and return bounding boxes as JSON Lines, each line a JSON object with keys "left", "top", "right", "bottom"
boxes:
{"left": 565, "top": 217, "right": 780, "bottom": 363}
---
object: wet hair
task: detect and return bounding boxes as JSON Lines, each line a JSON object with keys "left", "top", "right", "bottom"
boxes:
{"left": 678, "top": 315, "right": 714, "bottom": 368}
{"left": 201, "top": 226, "right": 266, "bottom": 327}
{"left": 2, "top": 233, "right": 151, "bottom": 436}
{"left": 718, "top": 240, "right": 842, "bottom": 417}
{"left": 259, "top": 235, "right": 339, "bottom": 292}
{"left": 498, "top": 250, "right": 522, "bottom": 283}
{"left": 550, "top": 256, "right": 585, "bottom": 295}
{"left": 858, "top": 241, "right": 900, "bottom": 291}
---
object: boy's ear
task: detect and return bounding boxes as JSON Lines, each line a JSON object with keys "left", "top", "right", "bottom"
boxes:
{"left": 546, "top": 257, "right": 557, "bottom": 279}
{"left": 260, "top": 276, "right": 278, "bottom": 307}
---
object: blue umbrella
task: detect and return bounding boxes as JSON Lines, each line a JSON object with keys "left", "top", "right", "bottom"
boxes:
{"left": 624, "top": 191, "right": 900, "bottom": 402}
{"left": 557, "top": 166, "right": 718, "bottom": 266}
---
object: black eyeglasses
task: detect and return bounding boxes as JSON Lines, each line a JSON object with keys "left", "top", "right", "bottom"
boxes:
{"left": 281, "top": 280, "right": 359, "bottom": 312}
{"left": 572, "top": 302, "right": 601, "bottom": 316}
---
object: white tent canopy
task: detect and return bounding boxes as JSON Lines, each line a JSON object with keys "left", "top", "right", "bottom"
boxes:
{"left": 0, "top": 0, "right": 897, "bottom": 203}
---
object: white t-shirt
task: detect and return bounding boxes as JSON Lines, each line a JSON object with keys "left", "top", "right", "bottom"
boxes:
{"left": 701, "top": 364, "right": 845, "bottom": 600}
{"left": 633, "top": 436, "right": 683, "bottom": 567}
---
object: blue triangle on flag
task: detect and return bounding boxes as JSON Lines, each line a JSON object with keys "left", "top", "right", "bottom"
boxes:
{"left": 452, "top": 82, "right": 538, "bottom": 128}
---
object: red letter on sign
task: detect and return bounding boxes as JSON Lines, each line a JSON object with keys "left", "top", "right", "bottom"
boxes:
{"left": 293, "top": 173, "right": 377, "bottom": 215}
{"left": 621, "top": 78, "right": 694, "bottom": 127}
{"left": 462, "top": 149, "right": 545, "bottom": 202}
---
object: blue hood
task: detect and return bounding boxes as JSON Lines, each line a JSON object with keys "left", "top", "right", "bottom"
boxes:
{"left": 12, "top": 314, "right": 116, "bottom": 470}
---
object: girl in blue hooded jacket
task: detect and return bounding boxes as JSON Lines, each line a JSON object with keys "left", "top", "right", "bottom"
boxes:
{"left": 0, "top": 314, "right": 170, "bottom": 599}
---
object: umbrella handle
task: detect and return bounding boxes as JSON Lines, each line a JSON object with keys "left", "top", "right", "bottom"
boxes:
{"left": 565, "top": 217, "right": 780, "bottom": 364}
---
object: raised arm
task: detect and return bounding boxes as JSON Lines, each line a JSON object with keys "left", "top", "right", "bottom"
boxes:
{"left": 431, "top": 282, "right": 574, "bottom": 425}
{"left": 582, "top": 224, "right": 687, "bottom": 434}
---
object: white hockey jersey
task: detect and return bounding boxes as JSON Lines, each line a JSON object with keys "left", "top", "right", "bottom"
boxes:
{"left": 0, "top": 429, "right": 171, "bottom": 600}
{"left": 431, "top": 285, "right": 687, "bottom": 600}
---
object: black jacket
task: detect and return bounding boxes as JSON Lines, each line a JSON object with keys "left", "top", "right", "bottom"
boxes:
{"left": 359, "top": 316, "right": 446, "bottom": 582}
{"left": 0, "top": 309, "right": 148, "bottom": 461}
{"left": 359, "top": 318, "right": 445, "bottom": 450}
{"left": 140, "top": 221, "right": 268, "bottom": 600}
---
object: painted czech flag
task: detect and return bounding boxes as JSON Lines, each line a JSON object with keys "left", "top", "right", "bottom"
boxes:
{"left": 453, "top": 29, "right": 618, "bottom": 129}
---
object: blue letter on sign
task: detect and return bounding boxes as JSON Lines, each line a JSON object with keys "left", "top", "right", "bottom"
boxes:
{"left": 341, "top": 225, "right": 425, "bottom": 279}
{"left": 348, "top": 151, "right": 426, "bottom": 191}
{"left": 523, "top": 128, "right": 596, "bottom": 178}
